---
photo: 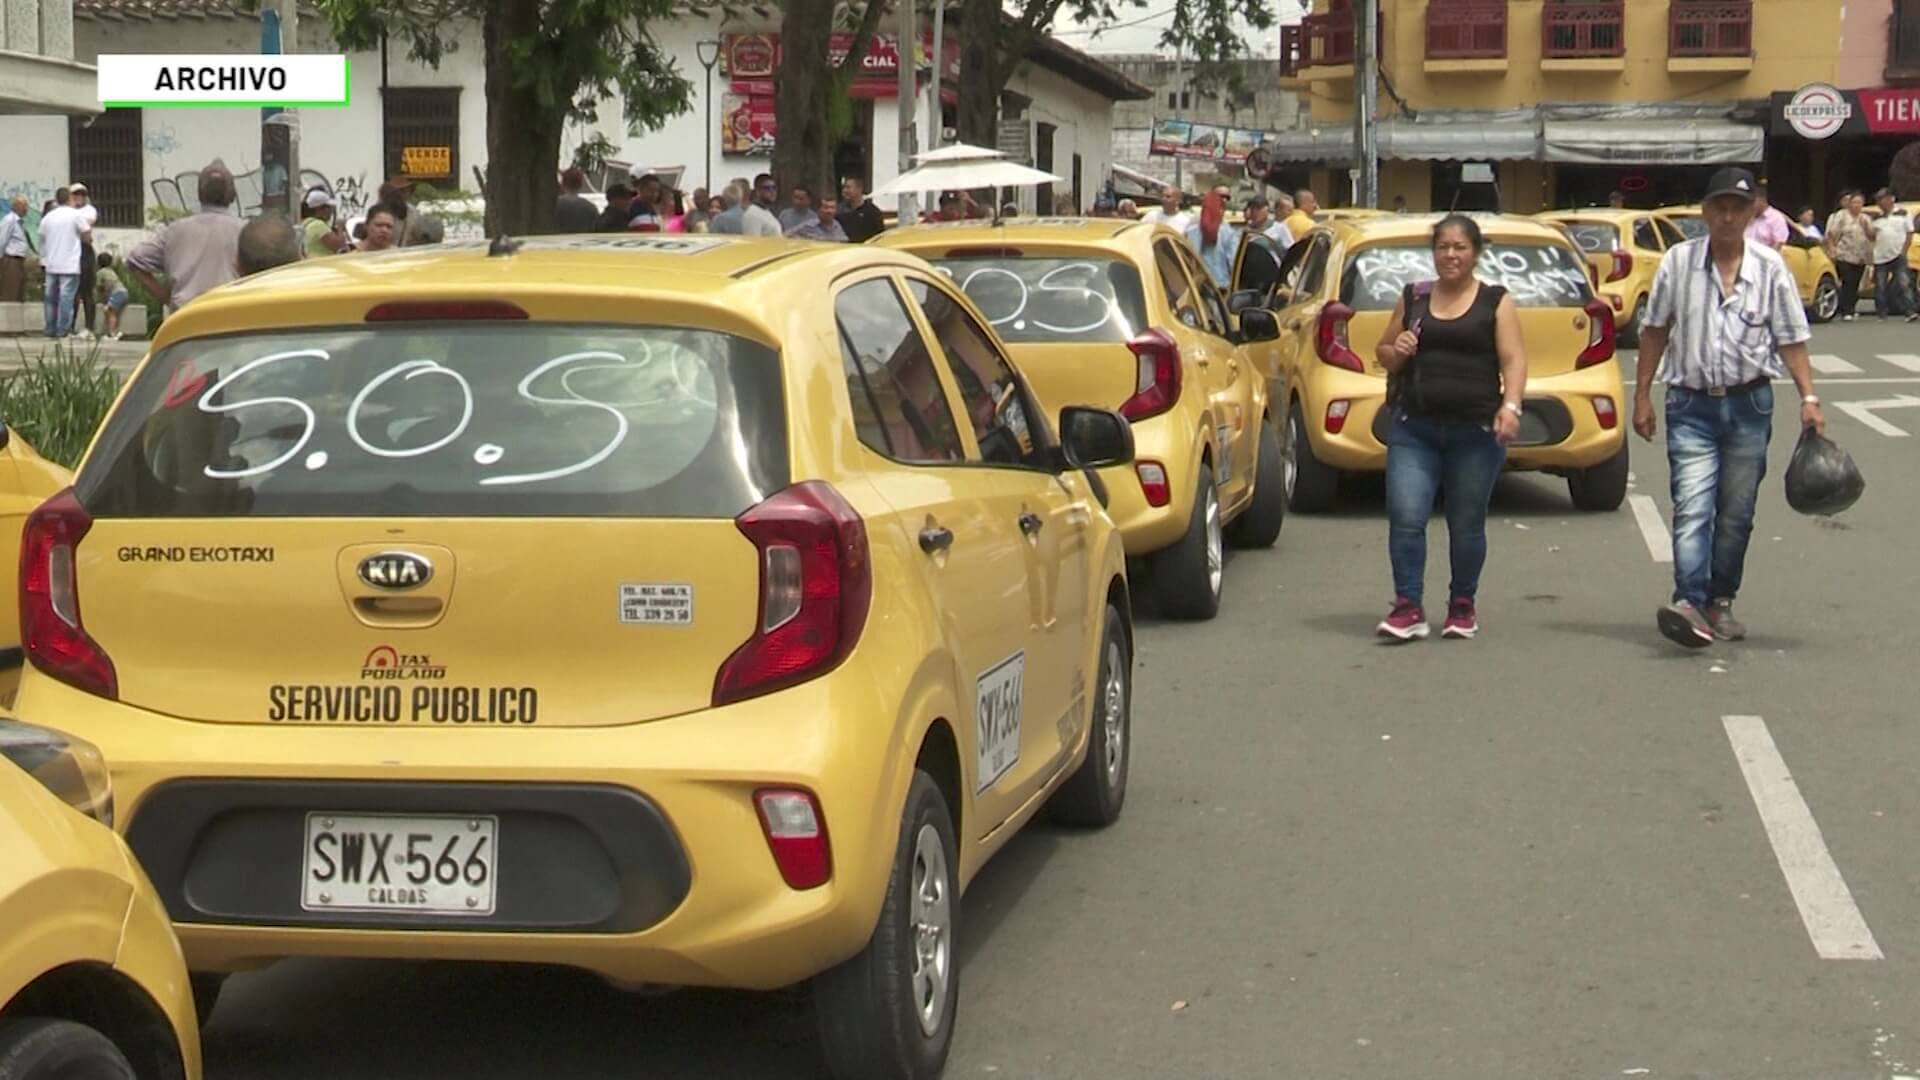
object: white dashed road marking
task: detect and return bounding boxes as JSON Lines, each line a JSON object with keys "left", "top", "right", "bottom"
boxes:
{"left": 1809, "top": 354, "right": 1865, "bottom": 375}
{"left": 1722, "top": 715, "right": 1884, "bottom": 961}
{"left": 1627, "top": 494, "right": 1671, "bottom": 563}
{"left": 1875, "top": 353, "right": 1920, "bottom": 373}
{"left": 1835, "top": 396, "right": 1920, "bottom": 437}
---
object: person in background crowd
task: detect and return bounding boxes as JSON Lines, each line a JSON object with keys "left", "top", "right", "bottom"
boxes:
{"left": 779, "top": 185, "right": 816, "bottom": 233}
{"left": 1285, "top": 189, "right": 1318, "bottom": 240}
{"left": 378, "top": 177, "right": 427, "bottom": 245}
{"left": 709, "top": 184, "right": 747, "bottom": 234}
{"left": 1796, "top": 207, "right": 1823, "bottom": 240}
{"left": 1744, "top": 186, "right": 1790, "bottom": 251}
{"left": 1871, "top": 187, "right": 1917, "bottom": 321}
{"left": 684, "top": 187, "right": 711, "bottom": 232}
{"left": 1371, "top": 213, "right": 1529, "bottom": 642}
{"left": 839, "top": 177, "right": 885, "bottom": 243}
{"left": 1392, "top": 194, "right": 1409, "bottom": 213}
{"left": 358, "top": 204, "right": 401, "bottom": 252}
{"left": 1184, "top": 190, "right": 1239, "bottom": 288}
{"left": 790, "top": 196, "right": 849, "bottom": 242}
{"left": 1116, "top": 198, "right": 1138, "bottom": 218}
{"left": 1823, "top": 189, "right": 1874, "bottom": 322}
{"left": 68, "top": 183, "right": 98, "bottom": 338}
{"left": 1142, "top": 186, "right": 1189, "bottom": 231}
{"left": 1634, "top": 166, "right": 1823, "bottom": 649}
{"left": 1608, "top": 190, "right": 1626, "bottom": 209}
{"left": 595, "top": 183, "right": 634, "bottom": 232}
{"left": 707, "top": 194, "right": 725, "bottom": 215}
{"left": 629, "top": 172, "right": 663, "bottom": 214}
{"left": 236, "top": 214, "right": 303, "bottom": 276}
{"left": 0, "top": 195, "right": 31, "bottom": 303}
{"left": 743, "top": 174, "right": 782, "bottom": 237}
{"left": 1002, "top": 202, "right": 1022, "bottom": 218}
{"left": 1243, "top": 197, "right": 1291, "bottom": 249}
{"left": 35, "top": 186, "right": 87, "bottom": 339}
{"left": 410, "top": 215, "right": 445, "bottom": 246}
{"left": 932, "top": 192, "right": 967, "bottom": 222}
{"left": 626, "top": 188, "right": 664, "bottom": 232}
{"left": 658, "top": 188, "right": 687, "bottom": 233}
{"left": 301, "top": 187, "right": 347, "bottom": 257}
{"left": 93, "top": 252, "right": 128, "bottom": 340}
{"left": 554, "top": 167, "right": 600, "bottom": 232}
{"left": 1273, "top": 192, "right": 1295, "bottom": 222}
{"left": 1054, "top": 193, "right": 1078, "bottom": 215}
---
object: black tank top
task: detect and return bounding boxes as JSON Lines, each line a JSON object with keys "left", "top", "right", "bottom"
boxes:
{"left": 1398, "top": 281, "right": 1505, "bottom": 424}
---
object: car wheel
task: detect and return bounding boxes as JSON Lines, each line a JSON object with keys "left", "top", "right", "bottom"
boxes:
{"left": 1047, "top": 604, "right": 1131, "bottom": 828}
{"left": 1619, "top": 297, "right": 1647, "bottom": 349}
{"left": 1150, "top": 464, "right": 1222, "bottom": 620}
{"left": 0, "top": 1018, "right": 136, "bottom": 1080}
{"left": 1227, "top": 417, "right": 1286, "bottom": 549}
{"left": 1568, "top": 442, "right": 1629, "bottom": 512}
{"left": 813, "top": 771, "right": 959, "bottom": 1080}
{"left": 190, "top": 972, "right": 227, "bottom": 1028}
{"left": 1287, "top": 401, "right": 1339, "bottom": 513}
{"left": 1811, "top": 275, "right": 1841, "bottom": 323}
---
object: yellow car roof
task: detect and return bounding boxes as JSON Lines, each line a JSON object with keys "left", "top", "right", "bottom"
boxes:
{"left": 875, "top": 218, "right": 1150, "bottom": 249}
{"left": 1535, "top": 208, "right": 1648, "bottom": 223}
{"left": 1321, "top": 212, "right": 1574, "bottom": 245}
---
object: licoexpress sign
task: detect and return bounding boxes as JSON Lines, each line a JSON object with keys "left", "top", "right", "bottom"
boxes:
{"left": 1772, "top": 84, "right": 1920, "bottom": 139}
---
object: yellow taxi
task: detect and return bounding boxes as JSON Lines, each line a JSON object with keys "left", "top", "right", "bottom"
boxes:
{"left": 1250, "top": 213, "right": 1629, "bottom": 512}
{"left": 874, "top": 217, "right": 1284, "bottom": 620}
{"left": 1, "top": 720, "right": 201, "bottom": 1079}
{"left": 1533, "top": 208, "right": 1685, "bottom": 347}
{"left": 17, "top": 234, "right": 1138, "bottom": 1078}
{"left": 1657, "top": 204, "right": 1842, "bottom": 323}
{"left": 0, "top": 428, "right": 73, "bottom": 705}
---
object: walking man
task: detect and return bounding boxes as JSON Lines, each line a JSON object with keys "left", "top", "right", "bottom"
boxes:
{"left": 68, "top": 183, "right": 99, "bottom": 337}
{"left": 1632, "top": 167, "right": 1825, "bottom": 649}
{"left": 0, "top": 195, "right": 31, "bottom": 303}
{"left": 35, "top": 187, "right": 88, "bottom": 339}
{"left": 1871, "top": 188, "right": 1916, "bottom": 321}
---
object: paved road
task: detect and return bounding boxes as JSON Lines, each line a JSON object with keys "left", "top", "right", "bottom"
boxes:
{"left": 191, "top": 321, "right": 1917, "bottom": 1079}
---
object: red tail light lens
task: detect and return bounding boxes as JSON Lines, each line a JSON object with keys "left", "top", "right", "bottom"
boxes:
{"left": 1325, "top": 399, "right": 1352, "bottom": 434}
{"left": 1135, "top": 461, "right": 1170, "bottom": 506}
{"left": 1120, "top": 329, "right": 1182, "bottom": 421}
{"left": 1577, "top": 299, "right": 1617, "bottom": 369}
{"left": 20, "top": 489, "right": 116, "bottom": 700}
{"left": 754, "top": 788, "right": 832, "bottom": 889}
{"left": 1315, "top": 303, "right": 1364, "bottom": 372}
{"left": 1593, "top": 395, "right": 1619, "bottom": 430}
{"left": 1607, "top": 250, "right": 1632, "bottom": 283}
{"left": 365, "top": 301, "right": 529, "bottom": 321}
{"left": 713, "top": 482, "right": 871, "bottom": 707}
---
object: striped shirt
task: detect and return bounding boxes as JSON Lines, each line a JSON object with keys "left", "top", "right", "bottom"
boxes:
{"left": 1643, "top": 236, "right": 1809, "bottom": 390}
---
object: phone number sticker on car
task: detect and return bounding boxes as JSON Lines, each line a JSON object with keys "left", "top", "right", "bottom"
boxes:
{"left": 303, "top": 812, "right": 497, "bottom": 916}
{"left": 619, "top": 582, "right": 693, "bottom": 625}
{"left": 975, "top": 651, "right": 1025, "bottom": 793}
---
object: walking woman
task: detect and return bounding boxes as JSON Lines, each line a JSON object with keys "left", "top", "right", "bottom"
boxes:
{"left": 1371, "top": 214, "right": 1529, "bottom": 640}
{"left": 1823, "top": 190, "right": 1874, "bottom": 322}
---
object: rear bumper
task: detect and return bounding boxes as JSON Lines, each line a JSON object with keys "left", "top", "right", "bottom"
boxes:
{"left": 1095, "top": 414, "right": 1202, "bottom": 556}
{"left": 1308, "top": 369, "right": 1625, "bottom": 473}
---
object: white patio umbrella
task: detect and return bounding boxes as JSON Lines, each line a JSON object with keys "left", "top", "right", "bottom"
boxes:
{"left": 914, "top": 141, "right": 1005, "bottom": 163}
{"left": 873, "top": 158, "right": 1066, "bottom": 197}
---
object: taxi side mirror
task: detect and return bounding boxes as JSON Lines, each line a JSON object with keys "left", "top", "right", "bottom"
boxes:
{"left": 1237, "top": 308, "right": 1280, "bottom": 343}
{"left": 1058, "top": 406, "right": 1134, "bottom": 470}
{"left": 1228, "top": 289, "right": 1263, "bottom": 314}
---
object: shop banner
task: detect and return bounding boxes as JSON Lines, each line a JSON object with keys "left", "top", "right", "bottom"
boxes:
{"left": 722, "top": 93, "right": 777, "bottom": 157}
{"left": 722, "top": 31, "right": 960, "bottom": 99}
{"left": 1772, "top": 84, "right": 1920, "bottom": 140}
{"left": 1150, "top": 118, "right": 1278, "bottom": 164}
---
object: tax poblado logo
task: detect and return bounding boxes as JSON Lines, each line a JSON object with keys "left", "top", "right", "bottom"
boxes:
{"left": 97, "top": 54, "right": 350, "bottom": 108}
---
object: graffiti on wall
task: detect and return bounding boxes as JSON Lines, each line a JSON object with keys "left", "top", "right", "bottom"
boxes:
{"left": 149, "top": 165, "right": 332, "bottom": 219}
{"left": 0, "top": 176, "right": 65, "bottom": 232}
{"left": 329, "top": 173, "right": 369, "bottom": 217}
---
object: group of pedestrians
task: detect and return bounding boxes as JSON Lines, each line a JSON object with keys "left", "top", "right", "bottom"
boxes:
{"left": 1809, "top": 188, "right": 1916, "bottom": 322}
{"left": 561, "top": 166, "right": 888, "bottom": 245}
{"left": 0, "top": 183, "right": 121, "bottom": 340}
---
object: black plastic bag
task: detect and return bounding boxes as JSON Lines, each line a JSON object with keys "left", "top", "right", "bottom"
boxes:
{"left": 1784, "top": 426, "right": 1865, "bottom": 516}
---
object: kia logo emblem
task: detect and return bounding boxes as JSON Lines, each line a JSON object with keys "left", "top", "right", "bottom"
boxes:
{"left": 357, "top": 552, "right": 433, "bottom": 591}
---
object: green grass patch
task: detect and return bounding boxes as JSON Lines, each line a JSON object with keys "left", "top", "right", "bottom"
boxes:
{"left": 1, "top": 341, "right": 124, "bottom": 468}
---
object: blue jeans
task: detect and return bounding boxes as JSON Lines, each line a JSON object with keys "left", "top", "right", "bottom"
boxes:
{"left": 1385, "top": 412, "right": 1507, "bottom": 606}
{"left": 42, "top": 273, "right": 77, "bottom": 338}
{"left": 1875, "top": 259, "right": 1913, "bottom": 317}
{"left": 1665, "top": 384, "right": 1772, "bottom": 609}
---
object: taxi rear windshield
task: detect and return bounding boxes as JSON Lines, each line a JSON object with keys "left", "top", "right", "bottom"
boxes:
{"left": 1669, "top": 215, "right": 1707, "bottom": 240}
{"left": 1339, "top": 242, "right": 1595, "bottom": 312}
{"left": 77, "top": 323, "right": 788, "bottom": 518}
{"left": 926, "top": 256, "right": 1149, "bottom": 344}
{"left": 1561, "top": 222, "right": 1620, "bottom": 254}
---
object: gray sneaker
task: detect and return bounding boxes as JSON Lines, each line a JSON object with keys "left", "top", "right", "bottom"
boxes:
{"left": 1657, "top": 599, "right": 1715, "bottom": 648}
{"left": 1705, "top": 599, "right": 1747, "bottom": 641}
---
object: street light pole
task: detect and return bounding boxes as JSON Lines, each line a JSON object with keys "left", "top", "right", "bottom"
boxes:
{"left": 1354, "top": 0, "right": 1379, "bottom": 207}
{"left": 896, "top": 0, "right": 919, "bottom": 223}
{"left": 696, "top": 40, "right": 722, "bottom": 197}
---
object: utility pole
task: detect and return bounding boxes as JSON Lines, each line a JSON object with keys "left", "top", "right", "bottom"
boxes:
{"left": 1353, "top": 0, "right": 1379, "bottom": 207}
{"left": 1172, "top": 44, "right": 1184, "bottom": 193}
{"left": 259, "top": 0, "right": 300, "bottom": 216}
{"left": 927, "top": 0, "right": 946, "bottom": 153}
{"left": 896, "top": 0, "right": 919, "bottom": 224}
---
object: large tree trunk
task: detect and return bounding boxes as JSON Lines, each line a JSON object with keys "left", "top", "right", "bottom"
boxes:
{"left": 956, "top": 0, "right": 1005, "bottom": 147}
{"left": 772, "top": 0, "right": 836, "bottom": 204}
{"left": 482, "top": 0, "right": 563, "bottom": 237}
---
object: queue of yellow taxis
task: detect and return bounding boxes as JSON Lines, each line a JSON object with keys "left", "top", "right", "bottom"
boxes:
{"left": 874, "top": 217, "right": 1287, "bottom": 621}
{"left": 1656, "top": 204, "right": 1843, "bottom": 323}
{"left": 0, "top": 427, "right": 72, "bottom": 705}
{"left": 1248, "top": 213, "right": 1629, "bottom": 512}
{"left": 15, "top": 234, "right": 1141, "bottom": 1080}
{"left": 1533, "top": 207, "right": 1687, "bottom": 347}
{"left": 1, "top": 719, "right": 201, "bottom": 1079}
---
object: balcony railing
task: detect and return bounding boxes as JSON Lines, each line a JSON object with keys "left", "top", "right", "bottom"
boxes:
{"left": 1301, "top": 8, "right": 1356, "bottom": 67}
{"left": 1280, "top": 23, "right": 1304, "bottom": 76}
{"left": 1669, "top": 0, "right": 1752, "bottom": 57}
{"left": 1891, "top": 0, "right": 1920, "bottom": 78}
{"left": 1426, "top": 0, "right": 1510, "bottom": 59}
{"left": 1542, "top": 0, "right": 1625, "bottom": 58}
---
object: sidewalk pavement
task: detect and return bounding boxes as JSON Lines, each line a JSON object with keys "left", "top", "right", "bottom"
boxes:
{"left": 0, "top": 336, "right": 148, "bottom": 376}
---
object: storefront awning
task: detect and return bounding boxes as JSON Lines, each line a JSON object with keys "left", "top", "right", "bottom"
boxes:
{"left": 1541, "top": 120, "right": 1763, "bottom": 164}
{"left": 1262, "top": 119, "right": 1539, "bottom": 163}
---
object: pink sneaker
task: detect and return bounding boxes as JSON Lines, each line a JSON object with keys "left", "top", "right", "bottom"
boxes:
{"left": 1441, "top": 597, "right": 1478, "bottom": 639}
{"left": 1376, "top": 597, "right": 1429, "bottom": 641}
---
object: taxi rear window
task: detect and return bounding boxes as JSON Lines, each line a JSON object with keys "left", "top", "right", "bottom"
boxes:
{"left": 1669, "top": 215, "right": 1706, "bottom": 240}
{"left": 1339, "top": 241, "right": 1595, "bottom": 311}
{"left": 925, "top": 256, "right": 1149, "bottom": 344}
{"left": 77, "top": 323, "right": 787, "bottom": 518}
{"left": 1560, "top": 222, "right": 1619, "bottom": 254}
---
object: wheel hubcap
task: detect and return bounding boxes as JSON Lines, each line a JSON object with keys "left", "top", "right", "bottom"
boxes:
{"left": 1284, "top": 415, "right": 1300, "bottom": 499}
{"left": 1818, "top": 282, "right": 1839, "bottom": 319}
{"left": 1101, "top": 640, "right": 1126, "bottom": 786}
{"left": 909, "top": 824, "right": 952, "bottom": 1037}
{"left": 1204, "top": 487, "right": 1223, "bottom": 597}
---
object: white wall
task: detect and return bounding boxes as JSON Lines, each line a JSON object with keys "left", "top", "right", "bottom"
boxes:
{"left": 1004, "top": 60, "right": 1124, "bottom": 215}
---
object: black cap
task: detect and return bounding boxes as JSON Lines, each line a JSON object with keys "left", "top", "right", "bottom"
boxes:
{"left": 1704, "top": 166, "right": 1759, "bottom": 203}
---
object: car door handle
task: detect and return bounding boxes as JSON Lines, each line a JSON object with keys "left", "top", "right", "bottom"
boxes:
{"left": 1018, "top": 511, "right": 1044, "bottom": 537}
{"left": 919, "top": 526, "right": 954, "bottom": 554}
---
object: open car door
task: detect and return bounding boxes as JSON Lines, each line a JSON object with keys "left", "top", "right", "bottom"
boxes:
{"left": 1228, "top": 231, "right": 1288, "bottom": 316}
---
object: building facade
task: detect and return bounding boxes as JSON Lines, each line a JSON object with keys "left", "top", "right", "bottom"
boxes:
{"left": 1105, "top": 54, "right": 1305, "bottom": 196}
{"left": 0, "top": 0, "right": 97, "bottom": 117}
{"left": 1275, "top": 0, "right": 1842, "bottom": 213}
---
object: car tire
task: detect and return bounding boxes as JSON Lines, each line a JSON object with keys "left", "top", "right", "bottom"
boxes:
{"left": 1619, "top": 297, "right": 1647, "bottom": 349}
{"left": 1150, "top": 464, "right": 1222, "bottom": 620}
{"left": 1811, "top": 274, "right": 1841, "bottom": 323}
{"left": 813, "top": 771, "right": 960, "bottom": 1080}
{"left": 1568, "top": 442, "right": 1629, "bottom": 512}
{"left": 1226, "top": 418, "right": 1286, "bottom": 549}
{"left": 1287, "top": 401, "right": 1340, "bottom": 514}
{"left": 190, "top": 972, "right": 227, "bottom": 1028}
{"left": 1047, "top": 604, "right": 1131, "bottom": 828}
{"left": 0, "top": 1018, "right": 136, "bottom": 1080}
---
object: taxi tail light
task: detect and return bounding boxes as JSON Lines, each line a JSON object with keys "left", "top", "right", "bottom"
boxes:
{"left": 20, "top": 489, "right": 117, "bottom": 701}
{"left": 1136, "top": 461, "right": 1171, "bottom": 507}
{"left": 1577, "top": 299, "right": 1616, "bottom": 369}
{"left": 1606, "top": 250, "right": 1633, "bottom": 283}
{"left": 364, "top": 300, "right": 529, "bottom": 321}
{"left": 1315, "top": 303, "right": 1364, "bottom": 372}
{"left": 1593, "top": 395, "right": 1619, "bottom": 430}
{"left": 755, "top": 788, "right": 832, "bottom": 889}
{"left": 713, "top": 482, "right": 871, "bottom": 707}
{"left": 1120, "top": 329, "right": 1182, "bottom": 421}
{"left": 1325, "top": 400, "right": 1352, "bottom": 435}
